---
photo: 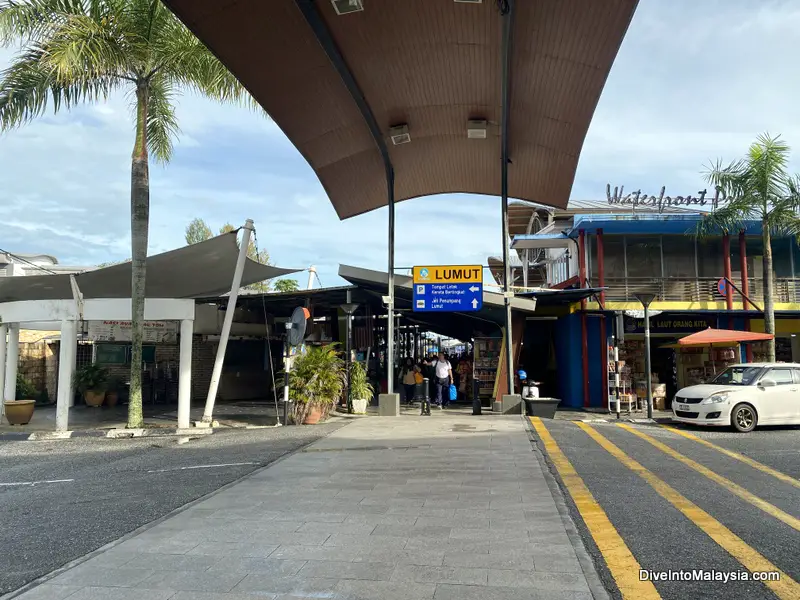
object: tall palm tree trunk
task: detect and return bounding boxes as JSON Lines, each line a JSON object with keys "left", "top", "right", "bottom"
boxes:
{"left": 762, "top": 221, "right": 776, "bottom": 362}
{"left": 128, "top": 82, "right": 150, "bottom": 429}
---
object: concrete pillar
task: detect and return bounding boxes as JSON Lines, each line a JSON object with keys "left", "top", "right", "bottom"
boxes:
{"left": 3, "top": 324, "right": 19, "bottom": 402}
{"left": 178, "top": 319, "right": 194, "bottom": 429}
{"left": 56, "top": 320, "right": 77, "bottom": 431}
{"left": 0, "top": 323, "right": 7, "bottom": 423}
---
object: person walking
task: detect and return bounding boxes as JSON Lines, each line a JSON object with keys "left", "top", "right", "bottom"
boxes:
{"left": 401, "top": 358, "right": 417, "bottom": 405}
{"left": 434, "top": 352, "right": 454, "bottom": 408}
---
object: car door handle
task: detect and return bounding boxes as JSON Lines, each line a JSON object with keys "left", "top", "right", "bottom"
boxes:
{"left": 792, "top": 388, "right": 799, "bottom": 392}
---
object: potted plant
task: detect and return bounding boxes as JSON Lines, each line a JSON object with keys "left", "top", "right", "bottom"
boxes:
{"left": 288, "top": 344, "right": 346, "bottom": 424}
{"left": 3, "top": 373, "right": 37, "bottom": 425}
{"left": 105, "top": 375, "right": 122, "bottom": 407}
{"left": 74, "top": 363, "right": 109, "bottom": 407}
{"left": 349, "top": 361, "right": 373, "bottom": 415}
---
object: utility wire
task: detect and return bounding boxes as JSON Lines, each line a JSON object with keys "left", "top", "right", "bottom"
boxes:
{"left": 252, "top": 230, "right": 282, "bottom": 420}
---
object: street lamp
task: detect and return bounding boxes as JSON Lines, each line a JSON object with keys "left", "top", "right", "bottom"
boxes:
{"left": 634, "top": 292, "right": 656, "bottom": 419}
{"left": 340, "top": 302, "right": 359, "bottom": 414}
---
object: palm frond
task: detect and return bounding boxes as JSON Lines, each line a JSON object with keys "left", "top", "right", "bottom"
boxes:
{"left": 0, "top": 0, "right": 88, "bottom": 45}
{"left": 0, "top": 46, "right": 116, "bottom": 129}
{"left": 39, "top": 13, "right": 133, "bottom": 82}
{"left": 142, "top": 75, "right": 178, "bottom": 163}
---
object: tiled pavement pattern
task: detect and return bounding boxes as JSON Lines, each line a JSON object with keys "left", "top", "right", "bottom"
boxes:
{"left": 16, "top": 414, "right": 598, "bottom": 600}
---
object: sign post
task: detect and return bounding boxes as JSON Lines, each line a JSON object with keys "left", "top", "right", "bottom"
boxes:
{"left": 412, "top": 265, "right": 483, "bottom": 313}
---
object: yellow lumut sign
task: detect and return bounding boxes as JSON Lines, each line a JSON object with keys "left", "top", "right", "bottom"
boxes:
{"left": 413, "top": 265, "right": 483, "bottom": 284}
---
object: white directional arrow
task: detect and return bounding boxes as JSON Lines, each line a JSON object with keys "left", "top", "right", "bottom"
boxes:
{"left": 471, "top": 298, "right": 479, "bottom": 309}
{"left": 469, "top": 285, "right": 480, "bottom": 293}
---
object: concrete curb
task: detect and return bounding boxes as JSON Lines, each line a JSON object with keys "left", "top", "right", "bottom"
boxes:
{"left": 523, "top": 416, "right": 613, "bottom": 600}
{"left": 1, "top": 427, "right": 214, "bottom": 442}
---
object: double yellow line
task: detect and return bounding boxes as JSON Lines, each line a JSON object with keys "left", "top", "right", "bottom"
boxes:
{"left": 531, "top": 417, "right": 800, "bottom": 600}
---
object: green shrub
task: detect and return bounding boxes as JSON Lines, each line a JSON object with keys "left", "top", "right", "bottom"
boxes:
{"left": 287, "top": 344, "right": 345, "bottom": 423}
{"left": 15, "top": 373, "right": 37, "bottom": 400}
{"left": 74, "top": 363, "right": 109, "bottom": 393}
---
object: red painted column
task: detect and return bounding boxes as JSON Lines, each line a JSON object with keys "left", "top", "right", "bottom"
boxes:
{"left": 722, "top": 233, "right": 734, "bottom": 318}
{"left": 578, "top": 230, "right": 587, "bottom": 305}
{"left": 578, "top": 229, "right": 589, "bottom": 407}
{"left": 597, "top": 228, "right": 606, "bottom": 308}
{"left": 740, "top": 230, "right": 754, "bottom": 361}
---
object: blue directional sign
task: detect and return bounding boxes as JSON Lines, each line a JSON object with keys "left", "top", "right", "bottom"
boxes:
{"left": 412, "top": 265, "right": 483, "bottom": 312}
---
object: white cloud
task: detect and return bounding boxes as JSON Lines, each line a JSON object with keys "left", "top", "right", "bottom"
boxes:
{"left": 1, "top": 1, "right": 799, "bottom": 283}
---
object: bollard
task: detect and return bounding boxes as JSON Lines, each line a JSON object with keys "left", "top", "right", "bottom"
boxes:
{"left": 472, "top": 379, "right": 481, "bottom": 415}
{"left": 420, "top": 377, "right": 431, "bottom": 416}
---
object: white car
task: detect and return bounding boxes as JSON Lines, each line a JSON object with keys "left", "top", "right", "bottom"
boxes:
{"left": 672, "top": 363, "right": 800, "bottom": 432}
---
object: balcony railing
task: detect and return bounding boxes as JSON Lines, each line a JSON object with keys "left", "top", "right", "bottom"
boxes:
{"left": 600, "top": 277, "right": 800, "bottom": 304}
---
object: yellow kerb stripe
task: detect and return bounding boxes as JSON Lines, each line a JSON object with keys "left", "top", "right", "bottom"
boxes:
{"left": 658, "top": 424, "right": 800, "bottom": 490}
{"left": 617, "top": 424, "right": 800, "bottom": 533}
{"left": 577, "top": 422, "right": 800, "bottom": 600}
{"left": 529, "top": 417, "right": 660, "bottom": 600}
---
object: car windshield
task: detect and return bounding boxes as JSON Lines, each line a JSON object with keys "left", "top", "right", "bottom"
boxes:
{"left": 710, "top": 366, "right": 763, "bottom": 386}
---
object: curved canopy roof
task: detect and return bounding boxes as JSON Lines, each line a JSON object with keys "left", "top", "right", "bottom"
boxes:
{"left": 163, "top": 0, "right": 637, "bottom": 219}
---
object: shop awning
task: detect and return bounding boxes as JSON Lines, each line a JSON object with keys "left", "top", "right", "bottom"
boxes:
{"left": 677, "top": 328, "right": 774, "bottom": 346}
{"left": 511, "top": 232, "right": 571, "bottom": 250}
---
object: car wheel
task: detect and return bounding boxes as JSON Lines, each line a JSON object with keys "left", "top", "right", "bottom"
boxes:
{"left": 731, "top": 403, "right": 757, "bottom": 433}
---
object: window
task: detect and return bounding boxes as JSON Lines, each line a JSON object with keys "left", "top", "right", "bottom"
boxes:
{"left": 662, "top": 236, "right": 696, "bottom": 278}
{"left": 712, "top": 366, "right": 762, "bottom": 386}
{"left": 625, "top": 236, "right": 662, "bottom": 278}
{"left": 764, "top": 368, "right": 793, "bottom": 385}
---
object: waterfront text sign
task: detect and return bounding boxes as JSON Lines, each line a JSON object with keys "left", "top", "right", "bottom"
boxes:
{"left": 412, "top": 265, "right": 483, "bottom": 312}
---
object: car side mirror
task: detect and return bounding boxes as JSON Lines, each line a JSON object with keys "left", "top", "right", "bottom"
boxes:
{"left": 759, "top": 378, "right": 777, "bottom": 388}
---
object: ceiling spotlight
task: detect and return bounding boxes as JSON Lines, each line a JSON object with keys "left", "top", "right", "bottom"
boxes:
{"left": 389, "top": 124, "right": 411, "bottom": 145}
{"left": 331, "top": 0, "right": 364, "bottom": 15}
{"left": 467, "top": 119, "right": 488, "bottom": 139}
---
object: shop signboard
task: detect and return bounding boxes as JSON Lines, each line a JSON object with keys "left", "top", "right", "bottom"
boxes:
{"left": 624, "top": 315, "right": 713, "bottom": 335}
{"left": 87, "top": 320, "right": 178, "bottom": 343}
{"left": 412, "top": 265, "right": 483, "bottom": 312}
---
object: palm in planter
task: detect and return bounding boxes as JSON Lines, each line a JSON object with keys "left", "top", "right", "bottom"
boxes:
{"left": 349, "top": 361, "right": 374, "bottom": 415}
{"left": 288, "top": 345, "right": 346, "bottom": 424}
{"left": 75, "top": 364, "right": 109, "bottom": 407}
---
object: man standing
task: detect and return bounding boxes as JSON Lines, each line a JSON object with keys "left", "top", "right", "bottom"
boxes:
{"left": 434, "top": 352, "right": 453, "bottom": 408}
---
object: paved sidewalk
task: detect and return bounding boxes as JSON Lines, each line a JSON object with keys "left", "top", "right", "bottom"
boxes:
{"left": 14, "top": 413, "right": 603, "bottom": 600}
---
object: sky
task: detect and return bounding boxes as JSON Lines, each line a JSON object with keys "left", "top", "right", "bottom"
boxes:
{"left": 1, "top": 0, "right": 799, "bottom": 287}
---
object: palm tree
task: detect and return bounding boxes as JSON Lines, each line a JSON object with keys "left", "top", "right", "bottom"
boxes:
{"left": 698, "top": 133, "right": 800, "bottom": 362}
{"left": 0, "top": 0, "right": 255, "bottom": 427}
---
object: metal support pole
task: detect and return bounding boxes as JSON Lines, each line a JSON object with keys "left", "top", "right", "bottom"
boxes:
{"left": 283, "top": 340, "right": 290, "bottom": 426}
{"left": 202, "top": 219, "right": 254, "bottom": 423}
{"left": 500, "top": 0, "right": 516, "bottom": 398}
{"left": 644, "top": 304, "right": 653, "bottom": 419}
{"left": 0, "top": 323, "right": 6, "bottom": 423}
{"left": 387, "top": 168, "right": 396, "bottom": 395}
{"left": 345, "top": 292, "right": 353, "bottom": 414}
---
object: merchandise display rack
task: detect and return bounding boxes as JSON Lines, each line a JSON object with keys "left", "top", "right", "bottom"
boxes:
{"left": 473, "top": 337, "right": 500, "bottom": 404}
{"left": 607, "top": 338, "right": 635, "bottom": 414}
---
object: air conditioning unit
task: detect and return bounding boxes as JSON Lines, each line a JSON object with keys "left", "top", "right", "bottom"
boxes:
{"left": 332, "top": 0, "right": 364, "bottom": 15}
{"left": 389, "top": 124, "right": 411, "bottom": 145}
{"left": 467, "top": 119, "right": 488, "bottom": 139}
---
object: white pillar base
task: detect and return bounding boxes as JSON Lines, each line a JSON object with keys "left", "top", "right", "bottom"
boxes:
{"left": 56, "top": 320, "right": 77, "bottom": 432}
{"left": 4, "top": 324, "right": 20, "bottom": 403}
{"left": 177, "top": 319, "right": 194, "bottom": 429}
